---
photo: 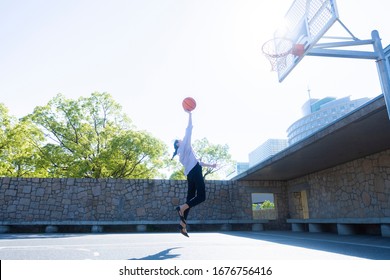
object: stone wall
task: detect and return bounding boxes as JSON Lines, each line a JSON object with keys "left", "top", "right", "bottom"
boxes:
{"left": 0, "top": 178, "right": 286, "bottom": 228}
{"left": 287, "top": 149, "right": 390, "bottom": 219}
{"left": 2, "top": 149, "right": 388, "bottom": 233}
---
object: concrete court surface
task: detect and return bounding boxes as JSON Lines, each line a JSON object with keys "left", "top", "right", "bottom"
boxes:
{"left": 1, "top": 230, "right": 390, "bottom": 260}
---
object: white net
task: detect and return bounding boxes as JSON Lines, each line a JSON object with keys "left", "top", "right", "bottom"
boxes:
{"left": 262, "top": 38, "right": 293, "bottom": 71}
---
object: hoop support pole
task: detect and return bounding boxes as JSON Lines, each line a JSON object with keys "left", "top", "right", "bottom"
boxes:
{"left": 307, "top": 49, "right": 376, "bottom": 59}
{"left": 304, "top": 29, "right": 390, "bottom": 120}
{"left": 372, "top": 30, "right": 390, "bottom": 120}
{"left": 313, "top": 39, "right": 374, "bottom": 49}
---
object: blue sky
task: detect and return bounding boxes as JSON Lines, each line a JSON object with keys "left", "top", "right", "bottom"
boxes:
{"left": 1, "top": 0, "right": 390, "bottom": 162}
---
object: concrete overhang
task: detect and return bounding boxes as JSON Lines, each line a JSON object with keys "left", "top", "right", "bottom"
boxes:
{"left": 234, "top": 95, "right": 390, "bottom": 181}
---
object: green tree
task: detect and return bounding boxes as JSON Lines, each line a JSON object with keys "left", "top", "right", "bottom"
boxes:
{"left": 260, "top": 200, "right": 275, "bottom": 209}
{"left": 193, "top": 138, "right": 236, "bottom": 179}
{"left": 169, "top": 168, "right": 186, "bottom": 180}
{"left": 170, "top": 137, "right": 236, "bottom": 180}
{"left": 27, "top": 92, "right": 168, "bottom": 178}
{"left": 0, "top": 104, "right": 47, "bottom": 177}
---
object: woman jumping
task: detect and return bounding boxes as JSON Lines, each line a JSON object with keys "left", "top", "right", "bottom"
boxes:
{"left": 172, "top": 111, "right": 216, "bottom": 237}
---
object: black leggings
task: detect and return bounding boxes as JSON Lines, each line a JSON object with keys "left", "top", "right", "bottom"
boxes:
{"left": 184, "top": 163, "right": 206, "bottom": 220}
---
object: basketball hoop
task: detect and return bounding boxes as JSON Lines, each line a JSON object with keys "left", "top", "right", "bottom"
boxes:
{"left": 262, "top": 37, "right": 304, "bottom": 72}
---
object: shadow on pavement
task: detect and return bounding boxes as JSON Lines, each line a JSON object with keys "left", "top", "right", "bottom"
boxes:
{"left": 128, "top": 247, "right": 181, "bottom": 260}
{"left": 223, "top": 231, "right": 390, "bottom": 260}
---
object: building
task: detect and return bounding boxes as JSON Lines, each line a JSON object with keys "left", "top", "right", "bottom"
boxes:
{"left": 229, "top": 139, "right": 289, "bottom": 177}
{"left": 287, "top": 96, "right": 370, "bottom": 145}
{"left": 234, "top": 95, "right": 390, "bottom": 236}
{"left": 249, "top": 139, "right": 288, "bottom": 167}
{"left": 226, "top": 162, "right": 249, "bottom": 179}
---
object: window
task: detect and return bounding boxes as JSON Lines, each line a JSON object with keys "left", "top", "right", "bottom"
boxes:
{"left": 251, "top": 193, "right": 277, "bottom": 220}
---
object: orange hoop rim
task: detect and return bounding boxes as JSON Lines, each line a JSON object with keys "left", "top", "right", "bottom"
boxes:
{"left": 262, "top": 38, "right": 305, "bottom": 72}
{"left": 261, "top": 37, "right": 294, "bottom": 58}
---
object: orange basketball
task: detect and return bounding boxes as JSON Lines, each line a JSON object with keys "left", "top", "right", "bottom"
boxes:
{"left": 182, "top": 97, "right": 196, "bottom": 112}
{"left": 292, "top": 43, "right": 305, "bottom": 57}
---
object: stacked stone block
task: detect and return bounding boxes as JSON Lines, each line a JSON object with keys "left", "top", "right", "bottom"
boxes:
{"left": 288, "top": 149, "right": 390, "bottom": 219}
{"left": 1, "top": 178, "right": 283, "bottom": 231}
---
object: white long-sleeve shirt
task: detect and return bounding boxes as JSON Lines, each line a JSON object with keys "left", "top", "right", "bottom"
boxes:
{"left": 177, "top": 113, "right": 199, "bottom": 176}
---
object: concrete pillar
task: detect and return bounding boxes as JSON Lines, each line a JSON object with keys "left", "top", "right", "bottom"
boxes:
{"left": 45, "top": 225, "right": 58, "bottom": 233}
{"left": 291, "top": 223, "right": 306, "bottom": 232}
{"left": 337, "top": 224, "right": 355, "bottom": 235}
{"left": 136, "top": 225, "right": 147, "bottom": 232}
{"left": 309, "top": 223, "right": 322, "bottom": 233}
{"left": 220, "top": 224, "right": 232, "bottom": 231}
{"left": 252, "top": 223, "right": 264, "bottom": 231}
{"left": 381, "top": 224, "right": 390, "bottom": 237}
{"left": 0, "top": 225, "right": 10, "bottom": 233}
{"left": 91, "top": 225, "right": 104, "bottom": 233}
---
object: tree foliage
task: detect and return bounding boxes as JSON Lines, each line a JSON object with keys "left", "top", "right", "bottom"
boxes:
{"left": 193, "top": 138, "right": 236, "bottom": 179}
{"left": 0, "top": 104, "right": 46, "bottom": 177}
{"left": 169, "top": 137, "right": 236, "bottom": 180}
{"left": 169, "top": 168, "right": 186, "bottom": 180}
{"left": 260, "top": 200, "right": 275, "bottom": 209}
{"left": 1, "top": 93, "right": 235, "bottom": 180}
{"left": 26, "top": 92, "right": 168, "bottom": 178}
